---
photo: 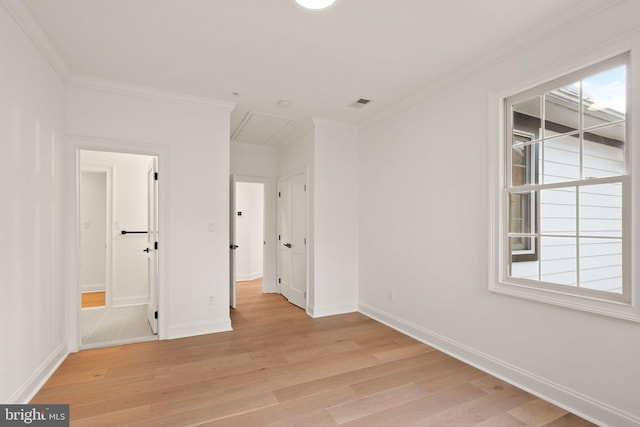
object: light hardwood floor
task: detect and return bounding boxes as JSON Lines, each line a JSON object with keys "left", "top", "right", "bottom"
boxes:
{"left": 81, "top": 291, "right": 106, "bottom": 308}
{"left": 32, "top": 278, "right": 595, "bottom": 426}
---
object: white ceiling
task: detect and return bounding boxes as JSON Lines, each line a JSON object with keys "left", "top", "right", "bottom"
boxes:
{"left": 22, "top": 0, "right": 619, "bottom": 144}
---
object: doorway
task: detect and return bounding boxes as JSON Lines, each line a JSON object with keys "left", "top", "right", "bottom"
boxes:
{"left": 78, "top": 150, "right": 159, "bottom": 349}
{"left": 79, "top": 170, "right": 108, "bottom": 308}
{"left": 230, "top": 180, "right": 265, "bottom": 308}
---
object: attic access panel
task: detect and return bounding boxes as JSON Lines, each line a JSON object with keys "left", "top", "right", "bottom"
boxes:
{"left": 232, "top": 112, "right": 294, "bottom": 144}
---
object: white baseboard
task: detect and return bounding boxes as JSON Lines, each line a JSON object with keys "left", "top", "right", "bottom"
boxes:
{"left": 358, "top": 302, "right": 640, "bottom": 427}
{"left": 81, "top": 283, "right": 105, "bottom": 292}
{"left": 8, "top": 343, "right": 68, "bottom": 404}
{"left": 309, "top": 303, "right": 358, "bottom": 318}
{"left": 236, "top": 272, "right": 263, "bottom": 282}
{"left": 167, "top": 318, "right": 232, "bottom": 340}
{"left": 112, "top": 295, "right": 148, "bottom": 307}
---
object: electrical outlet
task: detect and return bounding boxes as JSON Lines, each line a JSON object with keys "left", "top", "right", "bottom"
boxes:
{"left": 387, "top": 290, "right": 395, "bottom": 302}
{"left": 208, "top": 295, "right": 214, "bottom": 305}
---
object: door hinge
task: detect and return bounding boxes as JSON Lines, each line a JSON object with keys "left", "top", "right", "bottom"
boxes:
{"left": 278, "top": 278, "right": 281, "bottom": 284}
{"left": 304, "top": 185, "right": 307, "bottom": 191}
{"left": 304, "top": 238, "right": 306, "bottom": 245}
{"left": 154, "top": 241, "right": 158, "bottom": 250}
{"left": 154, "top": 172, "right": 158, "bottom": 181}
{"left": 304, "top": 292, "right": 307, "bottom": 298}
{"left": 278, "top": 235, "right": 281, "bottom": 241}
{"left": 154, "top": 311, "right": 158, "bottom": 319}
{"left": 278, "top": 191, "right": 281, "bottom": 198}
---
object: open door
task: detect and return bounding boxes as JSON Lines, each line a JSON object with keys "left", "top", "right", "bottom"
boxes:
{"left": 147, "top": 158, "right": 159, "bottom": 334}
{"left": 278, "top": 172, "right": 307, "bottom": 309}
{"left": 229, "top": 174, "right": 238, "bottom": 308}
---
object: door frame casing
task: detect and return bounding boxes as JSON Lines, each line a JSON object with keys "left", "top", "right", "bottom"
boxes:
{"left": 146, "top": 158, "right": 159, "bottom": 334}
{"left": 276, "top": 168, "right": 310, "bottom": 312}
{"left": 67, "top": 136, "right": 169, "bottom": 352}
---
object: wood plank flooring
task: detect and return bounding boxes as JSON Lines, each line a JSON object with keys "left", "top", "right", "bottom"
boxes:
{"left": 81, "top": 291, "right": 106, "bottom": 308}
{"left": 32, "top": 279, "right": 595, "bottom": 426}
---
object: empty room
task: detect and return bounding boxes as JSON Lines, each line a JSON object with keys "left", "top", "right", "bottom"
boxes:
{"left": 1, "top": 0, "right": 639, "bottom": 426}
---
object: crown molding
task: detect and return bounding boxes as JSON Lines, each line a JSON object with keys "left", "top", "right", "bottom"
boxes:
{"left": 1, "top": 0, "right": 70, "bottom": 81}
{"left": 67, "top": 74, "right": 237, "bottom": 111}
{"left": 2, "top": 0, "right": 236, "bottom": 110}
{"left": 360, "top": 0, "right": 625, "bottom": 131}
{"left": 312, "top": 117, "right": 358, "bottom": 133}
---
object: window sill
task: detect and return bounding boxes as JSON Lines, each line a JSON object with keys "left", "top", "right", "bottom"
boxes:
{"left": 490, "top": 280, "right": 640, "bottom": 323}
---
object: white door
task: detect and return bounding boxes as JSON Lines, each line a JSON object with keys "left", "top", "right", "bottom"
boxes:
{"left": 146, "top": 158, "right": 159, "bottom": 334}
{"left": 278, "top": 172, "right": 307, "bottom": 309}
{"left": 229, "top": 175, "right": 237, "bottom": 308}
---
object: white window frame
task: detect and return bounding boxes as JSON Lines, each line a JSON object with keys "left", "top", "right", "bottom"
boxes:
{"left": 489, "top": 50, "right": 640, "bottom": 322}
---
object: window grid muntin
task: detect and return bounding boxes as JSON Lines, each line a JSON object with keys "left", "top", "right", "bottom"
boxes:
{"left": 505, "top": 54, "right": 628, "bottom": 301}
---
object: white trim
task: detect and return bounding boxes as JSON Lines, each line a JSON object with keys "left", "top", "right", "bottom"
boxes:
{"left": 312, "top": 117, "right": 359, "bottom": 133}
{"left": 0, "top": 0, "right": 70, "bottom": 81}
{"left": 67, "top": 136, "right": 170, "bottom": 352}
{"left": 80, "top": 335, "right": 157, "bottom": 351}
{"left": 8, "top": 343, "right": 68, "bottom": 404}
{"left": 488, "top": 48, "right": 640, "bottom": 322}
{"left": 309, "top": 304, "right": 358, "bottom": 318}
{"left": 236, "top": 272, "right": 263, "bottom": 282}
{"left": 81, "top": 284, "right": 105, "bottom": 293}
{"left": 360, "top": 0, "right": 627, "bottom": 131}
{"left": 358, "top": 303, "right": 640, "bottom": 427}
{"left": 111, "top": 296, "right": 149, "bottom": 307}
{"left": 232, "top": 111, "right": 295, "bottom": 144}
{"left": 167, "top": 319, "right": 232, "bottom": 339}
{"left": 67, "top": 74, "right": 236, "bottom": 111}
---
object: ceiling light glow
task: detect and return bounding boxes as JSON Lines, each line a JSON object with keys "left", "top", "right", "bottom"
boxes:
{"left": 294, "top": 0, "right": 337, "bottom": 10}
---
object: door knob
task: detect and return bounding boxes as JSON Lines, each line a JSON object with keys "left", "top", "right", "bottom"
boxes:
{"left": 284, "top": 243, "right": 292, "bottom": 248}
{"left": 143, "top": 248, "right": 150, "bottom": 253}
{"left": 230, "top": 244, "right": 239, "bottom": 250}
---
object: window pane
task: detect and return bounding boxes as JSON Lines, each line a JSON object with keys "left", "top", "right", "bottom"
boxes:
{"left": 501, "top": 54, "right": 630, "bottom": 314}
{"left": 584, "top": 124, "right": 625, "bottom": 178}
{"left": 510, "top": 237, "right": 539, "bottom": 280}
{"left": 513, "top": 96, "right": 541, "bottom": 141}
{"left": 545, "top": 83, "right": 580, "bottom": 137}
{"left": 511, "top": 142, "right": 540, "bottom": 186}
{"left": 541, "top": 237, "right": 577, "bottom": 286}
{"left": 579, "top": 183, "right": 622, "bottom": 238}
{"left": 582, "top": 65, "right": 626, "bottom": 129}
{"left": 540, "top": 188, "right": 575, "bottom": 236}
{"left": 509, "top": 191, "right": 536, "bottom": 234}
{"left": 580, "top": 238, "right": 622, "bottom": 294}
{"left": 543, "top": 134, "right": 580, "bottom": 183}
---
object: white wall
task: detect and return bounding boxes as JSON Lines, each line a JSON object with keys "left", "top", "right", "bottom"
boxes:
{"left": 275, "top": 120, "right": 359, "bottom": 317}
{"left": 80, "top": 150, "right": 153, "bottom": 306}
{"left": 235, "top": 182, "right": 264, "bottom": 281}
{"left": 312, "top": 119, "right": 359, "bottom": 317}
{"left": 79, "top": 171, "right": 107, "bottom": 291}
{"left": 358, "top": 1, "right": 640, "bottom": 425}
{"left": 66, "top": 81, "right": 235, "bottom": 340}
{"left": 230, "top": 142, "right": 278, "bottom": 291}
{"left": 0, "top": 5, "right": 66, "bottom": 403}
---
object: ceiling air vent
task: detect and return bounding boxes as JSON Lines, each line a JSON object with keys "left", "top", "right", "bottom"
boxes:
{"left": 350, "top": 98, "right": 372, "bottom": 108}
